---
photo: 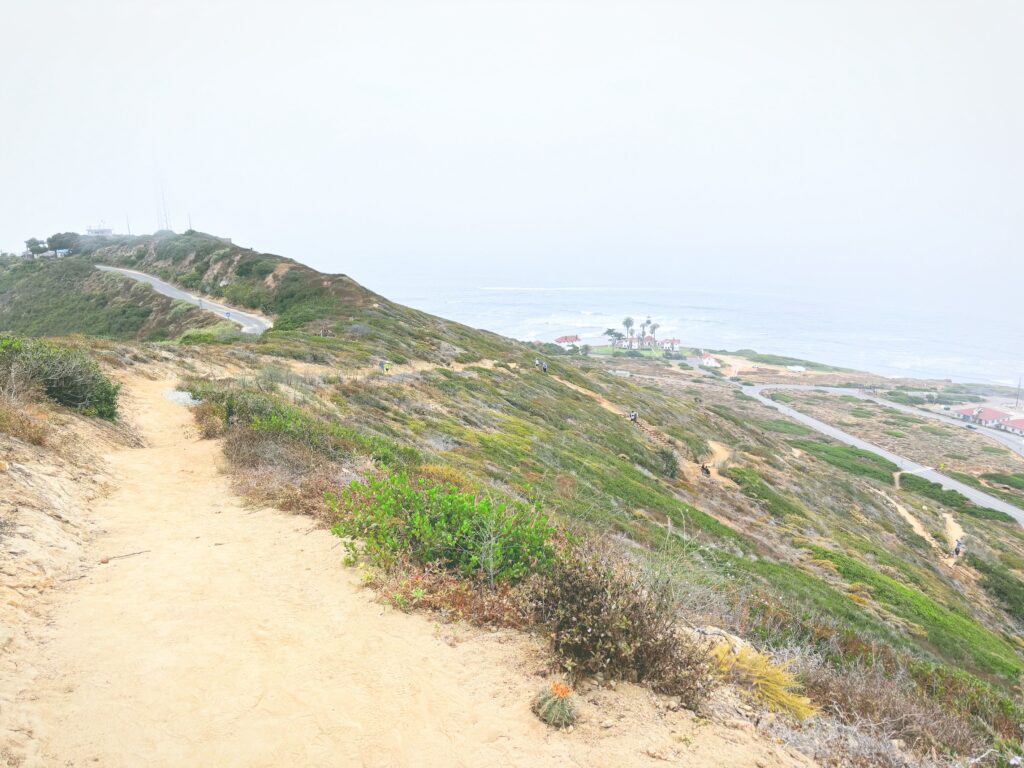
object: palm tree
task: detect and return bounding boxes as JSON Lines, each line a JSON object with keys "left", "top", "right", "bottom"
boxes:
{"left": 603, "top": 328, "right": 623, "bottom": 348}
{"left": 622, "top": 317, "right": 634, "bottom": 348}
{"left": 649, "top": 322, "right": 660, "bottom": 344}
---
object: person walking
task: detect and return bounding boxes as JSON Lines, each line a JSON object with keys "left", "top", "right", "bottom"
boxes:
{"left": 953, "top": 538, "right": 962, "bottom": 557}
{"left": 542, "top": 362, "right": 549, "bottom": 373}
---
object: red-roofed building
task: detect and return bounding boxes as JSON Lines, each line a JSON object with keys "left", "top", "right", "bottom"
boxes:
{"left": 554, "top": 335, "right": 580, "bottom": 345}
{"left": 954, "top": 406, "right": 1011, "bottom": 427}
{"left": 1002, "top": 418, "right": 1024, "bottom": 436}
{"left": 659, "top": 338, "right": 681, "bottom": 350}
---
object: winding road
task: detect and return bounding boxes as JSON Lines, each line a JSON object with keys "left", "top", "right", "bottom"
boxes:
{"left": 95, "top": 265, "right": 272, "bottom": 334}
{"left": 743, "top": 383, "right": 1024, "bottom": 525}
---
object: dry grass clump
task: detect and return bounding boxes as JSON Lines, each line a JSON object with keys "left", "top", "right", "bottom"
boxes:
{"left": 532, "top": 681, "right": 578, "bottom": 728}
{"left": 414, "top": 463, "right": 478, "bottom": 492}
{"left": 712, "top": 644, "right": 816, "bottom": 721}
{"left": 0, "top": 396, "right": 48, "bottom": 445}
{"left": 218, "top": 425, "right": 356, "bottom": 519}
{"left": 793, "top": 653, "right": 989, "bottom": 758}
{"left": 192, "top": 400, "right": 225, "bottom": 438}
{"left": 363, "top": 558, "right": 533, "bottom": 628}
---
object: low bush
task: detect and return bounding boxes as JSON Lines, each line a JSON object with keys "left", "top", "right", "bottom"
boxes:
{"left": 0, "top": 396, "right": 48, "bottom": 444}
{"left": 983, "top": 472, "right": 1024, "bottom": 491}
{"left": 796, "top": 655, "right": 989, "bottom": 756}
{"left": 192, "top": 399, "right": 226, "bottom": 438}
{"left": 789, "top": 440, "right": 897, "bottom": 484}
{"left": 0, "top": 335, "right": 119, "bottom": 418}
{"left": 327, "top": 474, "right": 556, "bottom": 585}
{"left": 900, "top": 474, "right": 1013, "bottom": 522}
{"left": 757, "top": 419, "right": 810, "bottom": 435}
{"left": 722, "top": 466, "right": 805, "bottom": 518}
{"left": 965, "top": 553, "right": 1024, "bottom": 621}
{"left": 530, "top": 541, "right": 714, "bottom": 708}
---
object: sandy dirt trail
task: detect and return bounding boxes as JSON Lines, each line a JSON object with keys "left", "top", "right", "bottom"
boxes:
{"left": 19, "top": 375, "right": 809, "bottom": 768}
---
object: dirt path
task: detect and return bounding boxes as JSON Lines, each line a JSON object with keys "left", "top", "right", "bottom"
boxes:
{"left": 876, "top": 491, "right": 933, "bottom": 544}
{"left": 871, "top": 490, "right": 968, "bottom": 569}
{"left": 15, "top": 375, "right": 810, "bottom": 768}
{"left": 944, "top": 513, "right": 965, "bottom": 551}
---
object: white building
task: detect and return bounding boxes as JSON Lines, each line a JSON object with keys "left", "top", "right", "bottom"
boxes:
{"left": 1003, "top": 419, "right": 1024, "bottom": 436}
{"left": 954, "top": 406, "right": 1011, "bottom": 427}
{"left": 700, "top": 354, "right": 721, "bottom": 368}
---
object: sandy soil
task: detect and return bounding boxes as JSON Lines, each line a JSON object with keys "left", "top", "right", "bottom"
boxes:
{"left": 8, "top": 375, "right": 812, "bottom": 768}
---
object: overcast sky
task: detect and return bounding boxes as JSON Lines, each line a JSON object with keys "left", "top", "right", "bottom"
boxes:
{"left": 2, "top": 1, "right": 1021, "bottom": 304}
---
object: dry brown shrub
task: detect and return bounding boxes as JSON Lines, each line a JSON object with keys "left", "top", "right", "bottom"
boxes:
{"left": 367, "top": 559, "right": 533, "bottom": 628}
{"left": 530, "top": 539, "right": 715, "bottom": 709}
{"left": 792, "top": 652, "right": 988, "bottom": 758}
{"left": 0, "top": 397, "right": 48, "bottom": 445}
{"left": 192, "top": 400, "right": 225, "bottom": 438}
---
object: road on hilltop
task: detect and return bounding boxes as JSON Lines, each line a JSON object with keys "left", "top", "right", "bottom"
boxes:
{"left": 95, "top": 265, "right": 273, "bottom": 335}
{"left": 744, "top": 383, "right": 1024, "bottom": 525}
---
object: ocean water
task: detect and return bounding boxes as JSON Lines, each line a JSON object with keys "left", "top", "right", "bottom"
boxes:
{"left": 376, "top": 279, "right": 1022, "bottom": 386}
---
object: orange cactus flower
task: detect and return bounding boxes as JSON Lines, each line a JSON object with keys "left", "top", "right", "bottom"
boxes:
{"left": 550, "top": 682, "right": 572, "bottom": 699}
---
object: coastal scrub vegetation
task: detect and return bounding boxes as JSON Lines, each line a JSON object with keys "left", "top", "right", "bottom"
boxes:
{"left": 0, "top": 334, "right": 119, "bottom": 419}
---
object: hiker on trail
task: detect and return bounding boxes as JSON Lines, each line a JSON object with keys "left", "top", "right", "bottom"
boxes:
{"left": 384, "top": 362, "right": 392, "bottom": 374}
{"left": 534, "top": 357, "right": 541, "bottom": 368}
{"left": 954, "top": 539, "right": 962, "bottom": 557}
{"left": 629, "top": 411, "right": 638, "bottom": 424}
{"left": 542, "top": 362, "right": 549, "bottom": 373}
{"left": 701, "top": 463, "right": 711, "bottom": 477}
{"left": 378, "top": 360, "right": 386, "bottom": 373}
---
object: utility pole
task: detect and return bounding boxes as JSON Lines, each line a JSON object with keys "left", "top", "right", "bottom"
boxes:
{"left": 1015, "top": 377, "right": 1021, "bottom": 409}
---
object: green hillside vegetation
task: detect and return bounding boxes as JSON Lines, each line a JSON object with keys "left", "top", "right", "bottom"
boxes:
{"left": 0, "top": 252, "right": 216, "bottom": 341}
{"left": 9, "top": 230, "right": 1024, "bottom": 763}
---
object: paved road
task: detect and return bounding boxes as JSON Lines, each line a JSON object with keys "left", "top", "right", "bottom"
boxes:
{"left": 742, "top": 384, "right": 1024, "bottom": 525}
{"left": 95, "top": 265, "right": 272, "bottom": 334}
{"left": 747, "top": 384, "right": 1024, "bottom": 460}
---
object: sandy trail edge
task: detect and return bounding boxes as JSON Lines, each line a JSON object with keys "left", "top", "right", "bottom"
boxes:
{"left": 15, "top": 375, "right": 811, "bottom": 768}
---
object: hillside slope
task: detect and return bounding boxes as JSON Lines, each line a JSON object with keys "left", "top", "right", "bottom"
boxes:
{"left": 0, "top": 253, "right": 217, "bottom": 341}
{"left": 12, "top": 373, "right": 810, "bottom": 768}
{"left": 4, "top": 231, "right": 1024, "bottom": 764}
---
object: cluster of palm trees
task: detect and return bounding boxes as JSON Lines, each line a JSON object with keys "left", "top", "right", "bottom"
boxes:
{"left": 603, "top": 316, "right": 665, "bottom": 350}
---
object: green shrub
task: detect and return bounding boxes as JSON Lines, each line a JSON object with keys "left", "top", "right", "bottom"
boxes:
{"left": 900, "top": 474, "right": 1013, "bottom": 522}
{"left": 885, "top": 390, "right": 926, "bottom": 406}
{"left": 327, "top": 473, "right": 556, "bottom": 585}
{"left": 722, "top": 466, "right": 805, "bottom": 518}
{"left": 983, "top": 473, "right": 1024, "bottom": 491}
{"left": 0, "top": 335, "right": 119, "bottom": 418}
{"left": 965, "top": 554, "right": 1024, "bottom": 621}
{"left": 757, "top": 419, "right": 810, "bottom": 435}
{"left": 789, "top": 439, "right": 897, "bottom": 483}
{"left": 531, "top": 541, "right": 714, "bottom": 707}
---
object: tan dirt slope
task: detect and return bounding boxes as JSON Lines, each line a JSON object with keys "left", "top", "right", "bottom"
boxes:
{"left": 9, "top": 375, "right": 814, "bottom": 768}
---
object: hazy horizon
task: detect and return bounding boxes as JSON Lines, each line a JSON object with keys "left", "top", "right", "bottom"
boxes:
{"left": 3, "top": 1, "right": 1022, "bottom": 314}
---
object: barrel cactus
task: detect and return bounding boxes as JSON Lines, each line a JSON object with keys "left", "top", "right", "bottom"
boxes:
{"left": 532, "top": 681, "right": 578, "bottom": 728}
